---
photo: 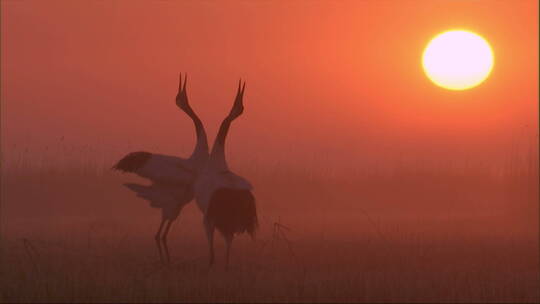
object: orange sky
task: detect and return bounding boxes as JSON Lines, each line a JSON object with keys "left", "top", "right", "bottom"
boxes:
{"left": 1, "top": 0, "right": 538, "bottom": 171}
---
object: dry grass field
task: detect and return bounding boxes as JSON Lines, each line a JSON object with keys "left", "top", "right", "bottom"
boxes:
{"left": 1, "top": 144, "right": 538, "bottom": 303}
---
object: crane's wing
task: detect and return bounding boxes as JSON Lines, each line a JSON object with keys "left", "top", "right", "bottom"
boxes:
{"left": 123, "top": 183, "right": 176, "bottom": 209}
{"left": 123, "top": 183, "right": 194, "bottom": 209}
{"left": 217, "top": 170, "right": 253, "bottom": 190}
{"left": 113, "top": 152, "right": 195, "bottom": 184}
{"left": 193, "top": 170, "right": 253, "bottom": 213}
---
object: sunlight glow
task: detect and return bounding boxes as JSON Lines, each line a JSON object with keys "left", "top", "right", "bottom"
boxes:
{"left": 422, "top": 30, "right": 494, "bottom": 91}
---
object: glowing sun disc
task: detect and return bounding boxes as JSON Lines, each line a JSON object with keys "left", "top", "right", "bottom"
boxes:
{"left": 422, "top": 30, "right": 494, "bottom": 90}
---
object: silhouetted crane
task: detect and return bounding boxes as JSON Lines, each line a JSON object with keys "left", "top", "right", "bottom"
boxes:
{"left": 112, "top": 74, "right": 208, "bottom": 263}
{"left": 194, "top": 80, "right": 258, "bottom": 269}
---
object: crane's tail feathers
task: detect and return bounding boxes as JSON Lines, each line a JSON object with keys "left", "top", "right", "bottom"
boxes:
{"left": 112, "top": 152, "right": 152, "bottom": 172}
{"left": 207, "top": 188, "right": 258, "bottom": 238}
{"left": 123, "top": 183, "right": 163, "bottom": 208}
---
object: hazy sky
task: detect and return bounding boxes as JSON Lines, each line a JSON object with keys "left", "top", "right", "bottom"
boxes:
{"left": 1, "top": 0, "right": 538, "bottom": 171}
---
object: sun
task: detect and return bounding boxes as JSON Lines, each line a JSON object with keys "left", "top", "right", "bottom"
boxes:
{"left": 422, "top": 30, "right": 494, "bottom": 91}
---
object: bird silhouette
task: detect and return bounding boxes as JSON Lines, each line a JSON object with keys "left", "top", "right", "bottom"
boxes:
{"left": 112, "top": 74, "right": 209, "bottom": 264}
{"left": 194, "top": 80, "right": 258, "bottom": 269}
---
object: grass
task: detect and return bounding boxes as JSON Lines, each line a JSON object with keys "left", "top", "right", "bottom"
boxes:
{"left": 1, "top": 229, "right": 538, "bottom": 302}
{"left": 1, "top": 142, "right": 538, "bottom": 302}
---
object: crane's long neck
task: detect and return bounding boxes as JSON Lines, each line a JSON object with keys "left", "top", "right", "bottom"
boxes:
{"left": 186, "top": 109, "right": 209, "bottom": 163}
{"left": 209, "top": 116, "right": 233, "bottom": 170}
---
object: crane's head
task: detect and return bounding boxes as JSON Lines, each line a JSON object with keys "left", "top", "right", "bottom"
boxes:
{"left": 175, "top": 73, "right": 191, "bottom": 113}
{"left": 228, "top": 80, "right": 245, "bottom": 120}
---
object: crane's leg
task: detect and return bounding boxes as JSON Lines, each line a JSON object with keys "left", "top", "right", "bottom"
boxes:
{"left": 224, "top": 234, "right": 233, "bottom": 271}
{"left": 204, "top": 217, "right": 215, "bottom": 267}
{"left": 161, "top": 219, "right": 173, "bottom": 264}
{"left": 155, "top": 219, "right": 166, "bottom": 263}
